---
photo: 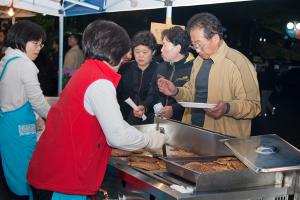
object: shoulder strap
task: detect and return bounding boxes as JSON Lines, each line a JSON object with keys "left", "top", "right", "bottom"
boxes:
{"left": 0, "top": 56, "right": 21, "bottom": 81}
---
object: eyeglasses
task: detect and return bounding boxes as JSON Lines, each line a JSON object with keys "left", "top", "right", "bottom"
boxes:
{"left": 190, "top": 40, "right": 209, "bottom": 50}
{"left": 30, "top": 41, "right": 44, "bottom": 49}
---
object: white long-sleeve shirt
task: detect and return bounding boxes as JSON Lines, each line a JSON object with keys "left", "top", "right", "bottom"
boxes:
{"left": 0, "top": 48, "right": 50, "bottom": 118}
{"left": 84, "top": 79, "right": 150, "bottom": 151}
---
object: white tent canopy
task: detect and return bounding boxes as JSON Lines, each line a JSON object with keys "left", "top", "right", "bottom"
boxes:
{"left": 0, "top": 0, "right": 252, "bottom": 92}
{"left": 0, "top": 0, "right": 252, "bottom": 16}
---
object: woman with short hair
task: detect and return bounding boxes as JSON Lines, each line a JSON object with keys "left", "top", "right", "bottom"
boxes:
{"left": 27, "top": 20, "right": 167, "bottom": 200}
{"left": 117, "top": 30, "right": 158, "bottom": 125}
{"left": 0, "top": 20, "right": 50, "bottom": 197}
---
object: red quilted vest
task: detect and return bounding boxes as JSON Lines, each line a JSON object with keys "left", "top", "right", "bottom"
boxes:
{"left": 27, "top": 59, "right": 120, "bottom": 195}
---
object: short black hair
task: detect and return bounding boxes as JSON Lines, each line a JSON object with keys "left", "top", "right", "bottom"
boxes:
{"left": 82, "top": 20, "right": 131, "bottom": 66}
{"left": 7, "top": 20, "right": 46, "bottom": 52}
{"left": 132, "top": 30, "right": 157, "bottom": 51}
{"left": 68, "top": 33, "right": 81, "bottom": 43}
{"left": 161, "top": 26, "right": 190, "bottom": 55}
{"left": 187, "top": 12, "right": 223, "bottom": 40}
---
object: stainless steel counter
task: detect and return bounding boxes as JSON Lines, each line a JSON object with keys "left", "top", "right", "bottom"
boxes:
{"left": 108, "top": 157, "right": 299, "bottom": 200}
{"left": 106, "top": 119, "right": 300, "bottom": 200}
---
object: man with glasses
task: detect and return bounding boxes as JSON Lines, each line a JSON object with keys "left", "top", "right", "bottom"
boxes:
{"left": 157, "top": 13, "right": 260, "bottom": 138}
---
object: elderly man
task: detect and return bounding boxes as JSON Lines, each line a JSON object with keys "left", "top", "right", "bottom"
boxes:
{"left": 157, "top": 13, "right": 260, "bottom": 138}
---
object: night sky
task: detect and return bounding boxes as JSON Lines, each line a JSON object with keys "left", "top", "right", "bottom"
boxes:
{"left": 71, "top": 0, "right": 300, "bottom": 37}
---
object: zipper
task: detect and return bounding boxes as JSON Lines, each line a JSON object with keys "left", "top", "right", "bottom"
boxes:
{"left": 165, "top": 63, "right": 175, "bottom": 106}
{"left": 135, "top": 70, "right": 144, "bottom": 103}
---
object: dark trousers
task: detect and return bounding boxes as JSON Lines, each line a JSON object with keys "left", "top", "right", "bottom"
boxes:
{"left": 31, "top": 187, "right": 53, "bottom": 200}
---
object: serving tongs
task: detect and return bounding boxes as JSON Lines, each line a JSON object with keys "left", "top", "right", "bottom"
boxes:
{"left": 160, "top": 127, "right": 167, "bottom": 158}
{"left": 155, "top": 115, "right": 167, "bottom": 158}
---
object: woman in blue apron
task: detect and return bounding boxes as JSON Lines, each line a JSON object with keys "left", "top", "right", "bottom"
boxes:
{"left": 0, "top": 20, "right": 50, "bottom": 199}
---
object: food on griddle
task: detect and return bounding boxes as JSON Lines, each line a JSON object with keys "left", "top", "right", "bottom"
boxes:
{"left": 214, "top": 156, "right": 238, "bottom": 165}
{"left": 169, "top": 148, "right": 196, "bottom": 157}
{"left": 132, "top": 148, "right": 144, "bottom": 154}
{"left": 214, "top": 157, "right": 246, "bottom": 169}
{"left": 183, "top": 162, "right": 229, "bottom": 172}
{"left": 111, "top": 146, "right": 196, "bottom": 157}
{"left": 128, "top": 161, "right": 160, "bottom": 171}
{"left": 183, "top": 157, "right": 246, "bottom": 173}
{"left": 128, "top": 155, "right": 166, "bottom": 171}
{"left": 150, "top": 146, "right": 197, "bottom": 157}
{"left": 111, "top": 148, "right": 144, "bottom": 157}
{"left": 111, "top": 149, "right": 133, "bottom": 157}
{"left": 227, "top": 160, "right": 247, "bottom": 169}
{"left": 157, "top": 160, "right": 166, "bottom": 169}
{"left": 183, "top": 162, "right": 211, "bottom": 172}
{"left": 211, "top": 164, "right": 232, "bottom": 172}
{"left": 128, "top": 155, "right": 159, "bottom": 163}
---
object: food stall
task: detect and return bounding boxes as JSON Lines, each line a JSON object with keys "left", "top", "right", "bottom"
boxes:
{"left": 105, "top": 118, "right": 300, "bottom": 200}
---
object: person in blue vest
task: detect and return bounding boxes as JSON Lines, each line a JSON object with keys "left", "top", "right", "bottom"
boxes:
{"left": 0, "top": 20, "right": 50, "bottom": 198}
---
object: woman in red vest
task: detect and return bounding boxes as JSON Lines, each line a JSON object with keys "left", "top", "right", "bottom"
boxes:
{"left": 27, "top": 20, "right": 168, "bottom": 200}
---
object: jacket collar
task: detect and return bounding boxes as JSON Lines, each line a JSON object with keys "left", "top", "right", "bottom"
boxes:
{"left": 210, "top": 40, "right": 228, "bottom": 64}
{"left": 70, "top": 44, "right": 80, "bottom": 51}
{"left": 85, "top": 59, "right": 121, "bottom": 87}
{"left": 0, "top": 47, "right": 37, "bottom": 74}
{"left": 171, "top": 53, "right": 194, "bottom": 67}
{"left": 134, "top": 60, "right": 157, "bottom": 72}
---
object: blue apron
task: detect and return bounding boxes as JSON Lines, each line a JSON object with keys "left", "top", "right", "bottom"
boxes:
{"left": 51, "top": 193, "right": 89, "bottom": 200}
{"left": 0, "top": 56, "right": 36, "bottom": 197}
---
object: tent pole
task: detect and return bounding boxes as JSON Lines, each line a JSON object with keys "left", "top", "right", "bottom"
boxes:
{"left": 58, "top": 15, "right": 64, "bottom": 94}
{"left": 166, "top": 5, "right": 172, "bottom": 25}
{"left": 12, "top": 16, "right": 16, "bottom": 24}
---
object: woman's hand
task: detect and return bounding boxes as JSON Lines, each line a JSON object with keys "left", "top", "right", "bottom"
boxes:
{"left": 36, "top": 117, "right": 45, "bottom": 132}
{"left": 161, "top": 106, "right": 173, "bottom": 119}
{"left": 133, "top": 105, "right": 145, "bottom": 118}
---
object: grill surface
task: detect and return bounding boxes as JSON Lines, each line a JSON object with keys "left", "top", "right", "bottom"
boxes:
{"left": 106, "top": 119, "right": 300, "bottom": 200}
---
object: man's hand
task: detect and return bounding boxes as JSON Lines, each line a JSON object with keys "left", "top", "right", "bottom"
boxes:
{"left": 157, "top": 78, "right": 177, "bottom": 96}
{"left": 133, "top": 105, "right": 145, "bottom": 118}
{"left": 204, "top": 100, "right": 227, "bottom": 119}
{"left": 161, "top": 106, "right": 173, "bottom": 119}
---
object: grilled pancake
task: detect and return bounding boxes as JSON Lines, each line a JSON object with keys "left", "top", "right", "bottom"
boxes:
{"left": 157, "top": 160, "right": 166, "bottom": 169}
{"left": 111, "top": 149, "right": 133, "bottom": 157}
{"left": 169, "top": 148, "right": 196, "bottom": 157}
{"left": 111, "top": 148, "right": 145, "bottom": 157}
{"left": 128, "top": 155, "right": 159, "bottom": 163}
{"left": 183, "top": 158, "right": 244, "bottom": 173}
{"left": 214, "top": 157, "right": 238, "bottom": 165}
{"left": 128, "top": 161, "right": 160, "bottom": 171}
{"left": 227, "top": 160, "right": 247, "bottom": 169}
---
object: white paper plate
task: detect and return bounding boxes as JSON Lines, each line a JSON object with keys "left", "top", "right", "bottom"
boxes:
{"left": 179, "top": 102, "right": 217, "bottom": 109}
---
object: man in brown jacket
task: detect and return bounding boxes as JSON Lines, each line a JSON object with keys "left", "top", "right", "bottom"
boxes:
{"left": 64, "top": 33, "right": 84, "bottom": 71}
{"left": 157, "top": 12, "right": 261, "bottom": 138}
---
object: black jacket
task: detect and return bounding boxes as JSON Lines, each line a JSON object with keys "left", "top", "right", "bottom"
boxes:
{"left": 143, "top": 53, "right": 194, "bottom": 122}
{"left": 117, "top": 60, "right": 158, "bottom": 125}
